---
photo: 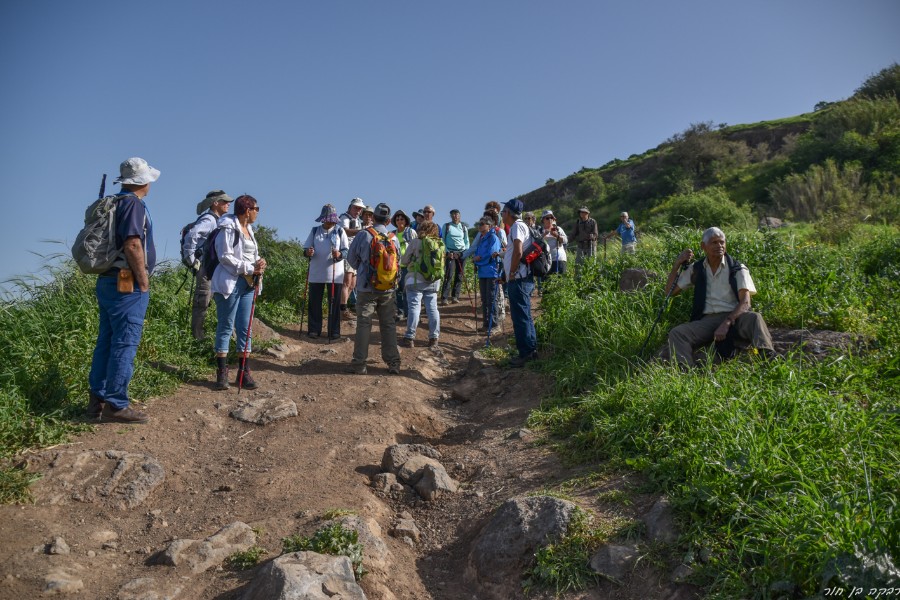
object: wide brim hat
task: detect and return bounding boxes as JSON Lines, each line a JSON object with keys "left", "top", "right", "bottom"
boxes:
{"left": 316, "top": 203, "right": 339, "bottom": 223}
{"left": 350, "top": 197, "right": 366, "bottom": 209}
{"left": 114, "top": 157, "right": 160, "bottom": 186}
{"left": 392, "top": 209, "right": 411, "bottom": 227}
{"left": 541, "top": 210, "right": 555, "bottom": 219}
{"left": 363, "top": 205, "right": 374, "bottom": 214}
{"left": 412, "top": 209, "right": 424, "bottom": 219}
{"left": 578, "top": 207, "right": 590, "bottom": 213}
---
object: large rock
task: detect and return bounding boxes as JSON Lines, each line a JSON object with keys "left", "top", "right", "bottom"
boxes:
{"left": 589, "top": 544, "right": 639, "bottom": 582}
{"left": 380, "top": 444, "right": 441, "bottom": 475}
{"left": 397, "top": 455, "right": 445, "bottom": 486}
{"left": 153, "top": 522, "right": 256, "bottom": 574}
{"left": 335, "top": 516, "right": 392, "bottom": 573}
{"left": 251, "top": 317, "right": 281, "bottom": 342}
{"left": 450, "top": 377, "right": 482, "bottom": 403}
{"left": 118, "top": 577, "right": 184, "bottom": 600}
{"left": 620, "top": 268, "right": 658, "bottom": 292}
{"left": 467, "top": 496, "right": 577, "bottom": 598}
{"left": 230, "top": 395, "right": 298, "bottom": 425}
{"left": 414, "top": 464, "right": 459, "bottom": 501}
{"left": 240, "top": 551, "right": 366, "bottom": 600}
{"left": 644, "top": 496, "right": 678, "bottom": 543}
{"left": 28, "top": 450, "right": 165, "bottom": 509}
{"left": 759, "top": 216, "right": 784, "bottom": 229}
{"left": 43, "top": 565, "right": 85, "bottom": 595}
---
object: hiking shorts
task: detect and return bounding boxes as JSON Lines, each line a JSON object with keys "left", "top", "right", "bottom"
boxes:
{"left": 343, "top": 259, "right": 357, "bottom": 276}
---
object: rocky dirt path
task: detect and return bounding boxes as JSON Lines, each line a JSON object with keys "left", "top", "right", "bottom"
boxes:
{"left": 0, "top": 294, "right": 700, "bottom": 600}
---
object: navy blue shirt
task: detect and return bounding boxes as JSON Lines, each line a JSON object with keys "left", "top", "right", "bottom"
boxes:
{"left": 112, "top": 191, "right": 156, "bottom": 273}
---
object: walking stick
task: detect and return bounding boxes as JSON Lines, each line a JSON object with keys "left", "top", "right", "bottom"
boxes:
{"left": 638, "top": 263, "right": 687, "bottom": 357}
{"left": 329, "top": 247, "right": 336, "bottom": 343}
{"left": 299, "top": 255, "right": 311, "bottom": 337}
{"left": 238, "top": 274, "right": 261, "bottom": 394}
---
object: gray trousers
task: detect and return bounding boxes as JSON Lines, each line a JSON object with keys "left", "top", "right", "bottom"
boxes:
{"left": 352, "top": 291, "right": 401, "bottom": 369}
{"left": 575, "top": 243, "right": 596, "bottom": 264}
{"left": 667, "top": 311, "right": 774, "bottom": 367}
{"left": 191, "top": 270, "right": 212, "bottom": 340}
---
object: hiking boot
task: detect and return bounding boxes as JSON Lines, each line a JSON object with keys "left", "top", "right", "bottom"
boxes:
{"left": 85, "top": 391, "right": 104, "bottom": 421}
{"left": 215, "top": 368, "right": 230, "bottom": 391}
{"left": 438, "top": 299, "right": 447, "bottom": 306}
{"left": 236, "top": 366, "right": 258, "bottom": 390}
{"left": 307, "top": 331, "right": 320, "bottom": 339}
{"left": 349, "top": 365, "right": 367, "bottom": 375}
{"left": 399, "top": 337, "right": 415, "bottom": 348}
{"left": 388, "top": 364, "right": 401, "bottom": 375}
{"left": 450, "top": 297, "right": 460, "bottom": 304}
{"left": 101, "top": 405, "right": 149, "bottom": 424}
{"left": 508, "top": 353, "right": 537, "bottom": 369}
{"left": 341, "top": 310, "right": 354, "bottom": 321}
{"left": 328, "top": 334, "right": 342, "bottom": 342}
{"left": 428, "top": 338, "right": 439, "bottom": 348}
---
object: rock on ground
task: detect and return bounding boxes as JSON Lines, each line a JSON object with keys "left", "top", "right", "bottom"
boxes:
{"left": 335, "top": 515, "right": 392, "bottom": 573}
{"left": 397, "top": 455, "right": 445, "bottom": 486}
{"left": 27, "top": 450, "right": 165, "bottom": 509}
{"left": 117, "top": 577, "right": 185, "bottom": 600}
{"left": 620, "top": 268, "right": 658, "bottom": 292}
{"left": 414, "top": 464, "right": 459, "bottom": 501}
{"left": 644, "top": 496, "right": 678, "bottom": 543}
{"left": 589, "top": 544, "right": 639, "bottom": 582}
{"left": 153, "top": 521, "right": 256, "bottom": 574}
{"left": 380, "top": 444, "right": 441, "bottom": 475}
{"left": 240, "top": 551, "right": 366, "bottom": 600}
{"left": 43, "top": 565, "right": 85, "bottom": 595}
{"left": 467, "top": 495, "right": 577, "bottom": 599}
{"left": 230, "top": 396, "right": 298, "bottom": 425}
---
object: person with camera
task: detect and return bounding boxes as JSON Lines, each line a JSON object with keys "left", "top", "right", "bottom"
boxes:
{"left": 540, "top": 210, "right": 568, "bottom": 275}
{"left": 605, "top": 211, "right": 637, "bottom": 253}
{"left": 664, "top": 227, "right": 774, "bottom": 367}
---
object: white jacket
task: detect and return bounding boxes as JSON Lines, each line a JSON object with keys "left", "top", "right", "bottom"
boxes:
{"left": 211, "top": 214, "right": 261, "bottom": 299}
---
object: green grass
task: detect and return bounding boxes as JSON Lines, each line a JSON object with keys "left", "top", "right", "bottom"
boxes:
{"left": 282, "top": 521, "right": 366, "bottom": 580}
{"left": 225, "top": 545, "right": 268, "bottom": 570}
{"left": 530, "top": 226, "right": 900, "bottom": 597}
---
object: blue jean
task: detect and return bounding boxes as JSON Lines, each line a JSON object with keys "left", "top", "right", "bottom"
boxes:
{"left": 507, "top": 277, "right": 537, "bottom": 358}
{"left": 89, "top": 276, "right": 150, "bottom": 410}
{"left": 396, "top": 267, "right": 408, "bottom": 316}
{"left": 405, "top": 278, "right": 441, "bottom": 340}
{"left": 213, "top": 277, "right": 256, "bottom": 354}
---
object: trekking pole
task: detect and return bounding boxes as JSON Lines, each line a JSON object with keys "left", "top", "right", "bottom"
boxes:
{"left": 329, "top": 246, "right": 337, "bottom": 343}
{"left": 98, "top": 173, "right": 106, "bottom": 199}
{"left": 299, "top": 256, "right": 311, "bottom": 338}
{"left": 638, "top": 263, "right": 687, "bottom": 357}
{"left": 238, "top": 275, "right": 261, "bottom": 394}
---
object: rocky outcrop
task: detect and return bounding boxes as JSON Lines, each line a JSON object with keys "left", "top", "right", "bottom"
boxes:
{"left": 152, "top": 522, "right": 256, "bottom": 574}
{"left": 230, "top": 393, "right": 298, "bottom": 425}
{"left": 240, "top": 551, "right": 366, "bottom": 600}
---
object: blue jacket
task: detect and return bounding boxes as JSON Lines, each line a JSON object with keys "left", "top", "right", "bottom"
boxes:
{"left": 464, "top": 228, "right": 502, "bottom": 278}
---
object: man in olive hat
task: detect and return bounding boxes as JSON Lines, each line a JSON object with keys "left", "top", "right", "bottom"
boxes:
{"left": 182, "top": 190, "right": 233, "bottom": 339}
{"left": 572, "top": 207, "right": 598, "bottom": 264}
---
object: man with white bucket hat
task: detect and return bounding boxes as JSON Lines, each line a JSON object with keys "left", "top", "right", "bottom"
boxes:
{"left": 85, "top": 157, "right": 159, "bottom": 424}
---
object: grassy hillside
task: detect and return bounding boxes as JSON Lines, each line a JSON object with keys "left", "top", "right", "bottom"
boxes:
{"left": 522, "top": 64, "right": 900, "bottom": 241}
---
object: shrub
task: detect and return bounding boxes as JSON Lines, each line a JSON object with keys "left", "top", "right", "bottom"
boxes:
{"left": 253, "top": 225, "right": 307, "bottom": 325}
{"left": 769, "top": 159, "right": 867, "bottom": 223}
{"left": 853, "top": 62, "right": 900, "bottom": 101}
{"left": 649, "top": 187, "right": 753, "bottom": 230}
{"left": 282, "top": 522, "right": 365, "bottom": 580}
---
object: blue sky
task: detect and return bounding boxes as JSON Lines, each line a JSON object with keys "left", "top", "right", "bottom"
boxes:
{"left": 1, "top": 0, "right": 897, "bottom": 287}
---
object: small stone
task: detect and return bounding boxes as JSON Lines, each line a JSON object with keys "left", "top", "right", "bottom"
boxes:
{"left": 178, "top": 417, "right": 185, "bottom": 422}
{"left": 102, "top": 542, "right": 118, "bottom": 551}
{"left": 672, "top": 563, "right": 694, "bottom": 583}
{"left": 48, "top": 537, "right": 70, "bottom": 555}
{"left": 87, "top": 551, "right": 96, "bottom": 558}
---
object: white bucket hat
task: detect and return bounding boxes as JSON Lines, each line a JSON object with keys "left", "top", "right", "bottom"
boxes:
{"left": 114, "top": 157, "right": 160, "bottom": 185}
{"left": 350, "top": 197, "right": 366, "bottom": 209}
{"left": 541, "top": 210, "right": 555, "bottom": 219}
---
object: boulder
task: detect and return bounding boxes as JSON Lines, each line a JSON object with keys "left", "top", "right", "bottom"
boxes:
{"left": 240, "top": 551, "right": 366, "bottom": 600}
{"left": 335, "top": 515, "right": 392, "bottom": 573}
{"left": 230, "top": 396, "right": 298, "bottom": 425}
{"left": 759, "top": 216, "right": 784, "bottom": 229}
{"left": 153, "top": 522, "right": 256, "bottom": 574}
{"left": 414, "top": 464, "right": 459, "bottom": 501}
{"left": 48, "top": 537, "right": 70, "bottom": 555}
{"left": 27, "top": 450, "right": 165, "bottom": 509}
{"left": 619, "top": 268, "right": 658, "bottom": 292}
{"left": 467, "top": 496, "right": 577, "bottom": 598}
{"left": 251, "top": 318, "right": 281, "bottom": 342}
{"left": 390, "top": 517, "right": 420, "bottom": 544}
{"left": 397, "top": 455, "right": 444, "bottom": 486}
{"left": 370, "top": 472, "right": 397, "bottom": 494}
{"left": 589, "top": 544, "right": 638, "bottom": 582}
{"left": 43, "top": 566, "right": 84, "bottom": 595}
{"left": 380, "top": 444, "right": 441, "bottom": 475}
{"left": 450, "top": 377, "right": 482, "bottom": 403}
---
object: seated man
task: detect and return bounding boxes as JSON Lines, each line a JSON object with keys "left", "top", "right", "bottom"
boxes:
{"left": 664, "top": 227, "right": 775, "bottom": 366}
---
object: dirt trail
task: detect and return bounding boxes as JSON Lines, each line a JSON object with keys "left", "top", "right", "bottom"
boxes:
{"left": 0, "top": 295, "right": 577, "bottom": 599}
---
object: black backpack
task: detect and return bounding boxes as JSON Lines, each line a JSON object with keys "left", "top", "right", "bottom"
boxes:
{"left": 522, "top": 225, "right": 552, "bottom": 277}
{"left": 201, "top": 226, "right": 239, "bottom": 280}
{"left": 180, "top": 212, "right": 217, "bottom": 268}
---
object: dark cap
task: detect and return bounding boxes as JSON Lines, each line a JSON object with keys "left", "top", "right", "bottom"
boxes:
{"left": 502, "top": 199, "right": 524, "bottom": 215}
{"left": 374, "top": 203, "right": 392, "bottom": 221}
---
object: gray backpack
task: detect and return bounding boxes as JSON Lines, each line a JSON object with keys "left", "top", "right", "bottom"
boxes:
{"left": 71, "top": 195, "right": 127, "bottom": 274}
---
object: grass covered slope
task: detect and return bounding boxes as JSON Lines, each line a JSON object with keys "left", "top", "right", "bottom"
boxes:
{"left": 530, "top": 227, "right": 900, "bottom": 596}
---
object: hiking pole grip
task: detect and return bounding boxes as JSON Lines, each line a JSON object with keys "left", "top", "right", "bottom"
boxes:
{"left": 98, "top": 174, "right": 107, "bottom": 199}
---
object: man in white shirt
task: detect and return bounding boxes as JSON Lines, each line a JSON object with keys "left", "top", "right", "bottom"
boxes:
{"left": 664, "top": 227, "right": 775, "bottom": 366}
{"left": 339, "top": 198, "right": 366, "bottom": 320}
{"left": 501, "top": 199, "right": 537, "bottom": 367}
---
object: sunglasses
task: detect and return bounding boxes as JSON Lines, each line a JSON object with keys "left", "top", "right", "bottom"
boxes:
{"left": 249, "top": 206, "right": 260, "bottom": 212}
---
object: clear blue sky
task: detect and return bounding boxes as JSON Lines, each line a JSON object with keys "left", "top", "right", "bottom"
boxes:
{"left": 1, "top": 0, "right": 897, "bottom": 287}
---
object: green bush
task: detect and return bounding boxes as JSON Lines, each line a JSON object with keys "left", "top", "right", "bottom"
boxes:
{"left": 649, "top": 187, "right": 754, "bottom": 230}
{"left": 853, "top": 62, "right": 900, "bottom": 101}
{"left": 254, "top": 226, "right": 308, "bottom": 326}
{"left": 282, "top": 521, "right": 365, "bottom": 580}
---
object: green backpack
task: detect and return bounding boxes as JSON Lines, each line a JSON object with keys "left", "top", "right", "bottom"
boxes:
{"left": 411, "top": 236, "right": 445, "bottom": 282}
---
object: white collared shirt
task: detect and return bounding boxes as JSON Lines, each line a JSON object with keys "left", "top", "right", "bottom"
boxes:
{"left": 677, "top": 259, "right": 756, "bottom": 314}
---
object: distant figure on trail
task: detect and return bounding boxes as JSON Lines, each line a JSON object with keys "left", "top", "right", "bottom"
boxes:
{"left": 572, "top": 207, "right": 598, "bottom": 264}
{"left": 87, "top": 157, "right": 160, "bottom": 424}
{"left": 347, "top": 203, "right": 402, "bottom": 375}
{"left": 540, "top": 210, "right": 568, "bottom": 275}
{"left": 605, "top": 211, "right": 637, "bottom": 253}
{"left": 501, "top": 199, "right": 538, "bottom": 367}
{"left": 211, "top": 195, "right": 267, "bottom": 390}
{"left": 391, "top": 210, "right": 417, "bottom": 319}
{"left": 664, "top": 227, "right": 775, "bottom": 367}
{"left": 440, "top": 209, "right": 469, "bottom": 305}
{"left": 181, "top": 190, "right": 233, "bottom": 340}
{"left": 303, "top": 204, "right": 349, "bottom": 341}
{"left": 339, "top": 198, "right": 366, "bottom": 321}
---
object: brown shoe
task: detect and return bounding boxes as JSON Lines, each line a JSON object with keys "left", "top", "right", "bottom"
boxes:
{"left": 428, "top": 338, "right": 439, "bottom": 348}
{"left": 85, "top": 392, "right": 104, "bottom": 421}
{"left": 101, "top": 405, "right": 149, "bottom": 424}
{"left": 341, "top": 310, "right": 354, "bottom": 321}
{"left": 399, "top": 337, "right": 415, "bottom": 348}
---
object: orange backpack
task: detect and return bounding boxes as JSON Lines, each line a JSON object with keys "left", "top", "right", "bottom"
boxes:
{"left": 367, "top": 227, "right": 399, "bottom": 291}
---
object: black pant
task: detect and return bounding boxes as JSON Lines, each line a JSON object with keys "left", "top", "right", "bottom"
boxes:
{"left": 308, "top": 282, "right": 343, "bottom": 337}
{"left": 442, "top": 255, "right": 464, "bottom": 300}
{"left": 479, "top": 278, "right": 501, "bottom": 329}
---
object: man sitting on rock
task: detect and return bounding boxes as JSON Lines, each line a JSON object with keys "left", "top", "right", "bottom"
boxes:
{"left": 664, "top": 227, "right": 775, "bottom": 366}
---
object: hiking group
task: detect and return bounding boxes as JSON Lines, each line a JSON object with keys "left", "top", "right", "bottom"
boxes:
{"left": 74, "top": 156, "right": 776, "bottom": 423}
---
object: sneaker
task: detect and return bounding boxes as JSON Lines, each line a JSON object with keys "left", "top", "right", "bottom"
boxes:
{"left": 85, "top": 391, "right": 104, "bottom": 421}
{"left": 101, "top": 405, "right": 149, "bottom": 424}
{"left": 307, "top": 332, "right": 320, "bottom": 339}
{"left": 399, "top": 337, "right": 415, "bottom": 348}
{"left": 349, "top": 365, "right": 367, "bottom": 375}
{"left": 438, "top": 299, "right": 447, "bottom": 306}
{"left": 388, "top": 365, "right": 401, "bottom": 375}
{"left": 428, "top": 338, "right": 439, "bottom": 348}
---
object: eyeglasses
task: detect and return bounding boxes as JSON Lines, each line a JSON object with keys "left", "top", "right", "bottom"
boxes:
{"left": 250, "top": 206, "right": 260, "bottom": 212}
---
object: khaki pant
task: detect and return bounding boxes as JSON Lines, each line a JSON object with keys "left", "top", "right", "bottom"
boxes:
{"left": 667, "top": 311, "right": 774, "bottom": 367}
{"left": 191, "top": 270, "right": 212, "bottom": 340}
{"left": 352, "top": 291, "right": 401, "bottom": 370}
{"left": 575, "top": 243, "right": 596, "bottom": 265}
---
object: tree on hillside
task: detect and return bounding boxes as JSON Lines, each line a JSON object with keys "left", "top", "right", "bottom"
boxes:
{"left": 664, "top": 122, "right": 750, "bottom": 188}
{"left": 854, "top": 62, "right": 900, "bottom": 100}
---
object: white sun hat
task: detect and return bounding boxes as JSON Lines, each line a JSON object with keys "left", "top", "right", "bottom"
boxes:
{"left": 114, "top": 157, "right": 160, "bottom": 185}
